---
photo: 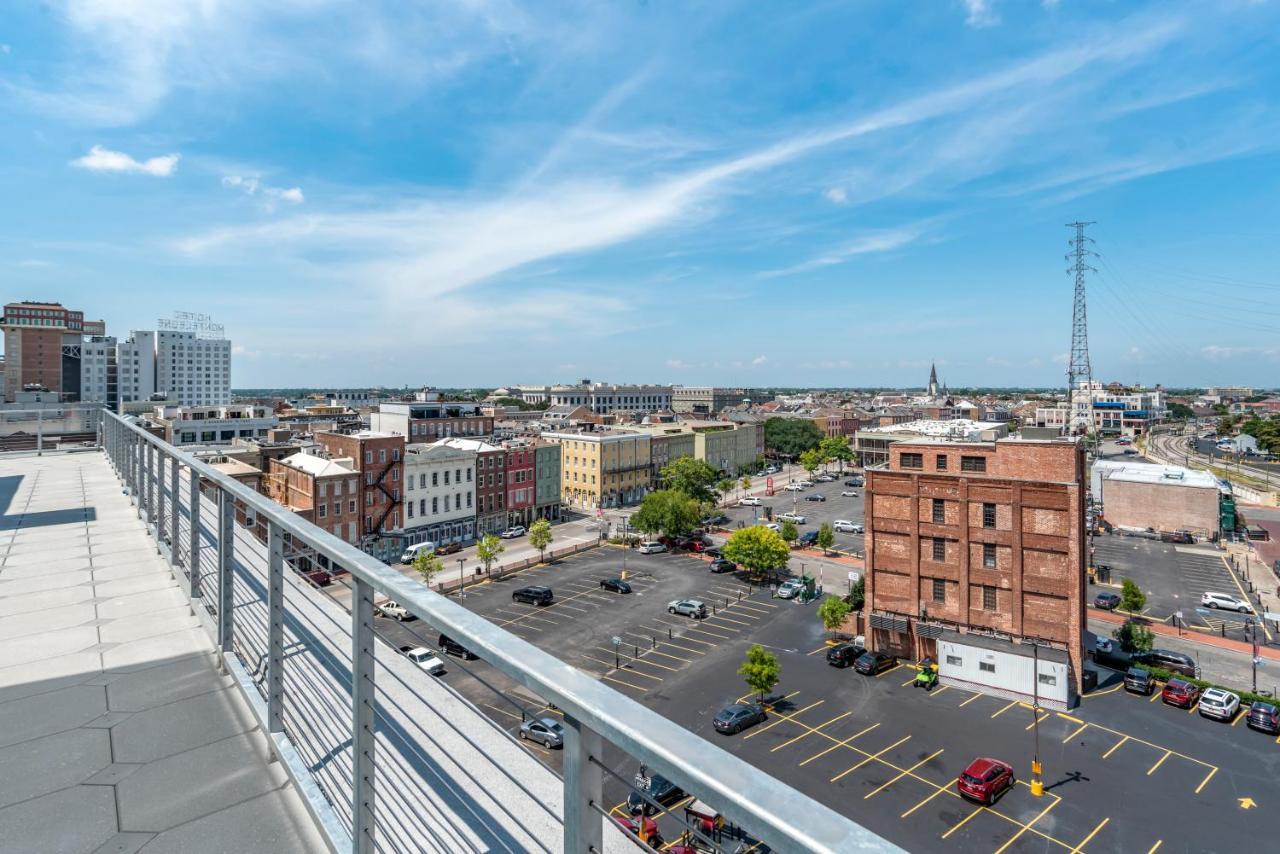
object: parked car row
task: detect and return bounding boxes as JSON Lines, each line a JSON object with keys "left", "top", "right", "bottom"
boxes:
{"left": 1123, "top": 666, "right": 1278, "bottom": 734}
{"left": 824, "top": 642, "right": 900, "bottom": 676}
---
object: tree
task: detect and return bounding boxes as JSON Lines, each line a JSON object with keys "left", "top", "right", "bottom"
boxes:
{"left": 1119, "top": 577, "right": 1146, "bottom": 613}
{"left": 629, "top": 489, "right": 700, "bottom": 538}
{"left": 476, "top": 534, "right": 505, "bottom": 575}
{"left": 528, "top": 518, "right": 552, "bottom": 563}
{"left": 845, "top": 576, "right": 865, "bottom": 611}
{"left": 816, "top": 522, "right": 835, "bottom": 555}
{"left": 764, "top": 417, "right": 824, "bottom": 458}
{"left": 1114, "top": 619, "right": 1154, "bottom": 653}
{"left": 1168, "top": 402, "right": 1195, "bottom": 420}
{"left": 660, "top": 457, "right": 720, "bottom": 504}
{"left": 1212, "top": 403, "right": 1229, "bottom": 417}
{"left": 819, "top": 436, "right": 854, "bottom": 472}
{"left": 779, "top": 520, "right": 798, "bottom": 546}
{"left": 798, "top": 448, "right": 822, "bottom": 481}
{"left": 722, "top": 525, "right": 790, "bottom": 582}
{"left": 716, "top": 478, "right": 735, "bottom": 501}
{"left": 740, "top": 475, "right": 752, "bottom": 492}
{"left": 817, "top": 596, "right": 851, "bottom": 640}
{"left": 413, "top": 549, "right": 444, "bottom": 587}
{"left": 738, "top": 643, "right": 780, "bottom": 703}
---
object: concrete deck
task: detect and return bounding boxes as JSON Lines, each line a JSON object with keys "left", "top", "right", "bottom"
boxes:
{"left": 0, "top": 452, "right": 326, "bottom": 854}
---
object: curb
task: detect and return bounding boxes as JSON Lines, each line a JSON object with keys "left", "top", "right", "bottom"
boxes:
{"left": 1091, "top": 607, "right": 1280, "bottom": 660}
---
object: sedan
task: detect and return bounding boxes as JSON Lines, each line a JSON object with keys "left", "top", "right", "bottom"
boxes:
{"left": 1093, "top": 591, "right": 1121, "bottom": 610}
{"left": 599, "top": 578, "right": 632, "bottom": 594}
{"left": 499, "top": 526, "right": 526, "bottom": 539}
{"left": 708, "top": 557, "right": 737, "bottom": 573}
{"left": 804, "top": 494, "right": 827, "bottom": 502}
{"left": 777, "top": 512, "right": 806, "bottom": 524}
{"left": 1246, "top": 701, "right": 1280, "bottom": 734}
{"left": 1201, "top": 591, "right": 1253, "bottom": 613}
{"left": 776, "top": 578, "right": 804, "bottom": 599}
{"left": 957, "top": 758, "right": 1014, "bottom": 805}
{"left": 854, "top": 651, "right": 897, "bottom": 675}
{"left": 519, "top": 717, "right": 564, "bottom": 748}
{"left": 712, "top": 703, "right": 767, "bottom": 734}
{"left": 667, "top": 599, "right": 707, "bottom": 619}
{"left": 1198, "top": 687, "right": 1240, "bottom": 721}
{"left": 435, "top": 541, "right": 462, "bottom": 555}
{"left": 1161, "top": 678, "right": 1201, "bottom": 708}
{"left": 841, "top": 490, "right": 859, "bottom": 497}
{"left": 738, "top": 496, "right": 761, "bottom": 506}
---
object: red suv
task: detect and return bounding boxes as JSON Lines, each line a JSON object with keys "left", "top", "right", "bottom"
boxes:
{"left": 1161, "top": 678, "right": 1201, "bottom": 709}
{"left": 957, "top": 757, "right": 1015, "bottom": 805}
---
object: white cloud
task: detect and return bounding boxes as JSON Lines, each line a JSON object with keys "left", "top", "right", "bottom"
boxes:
{"left": 986, "top": 356, "right": 1012, "bottom": 367}
{"left": 665, "top": 358, "right": 688, "bottom": 369}
{"left": 1, "top": 44, "right": 10, "bottom": 54}
{"left": 962, "top": 0, "right": 1001, "bottom": 28}
{"left": 1201, "top": 344, "right": 1280, "bottom": 362}
{"left": 222, "top": 175, "right": 304, "bottom": 207}
{"left": 70, "top": 144, "right": 178, "bottom": 176}
{"left": 824, "top": 186, "right": 848, "bottom": 204}
{"left": 1052, "top": 352, "right": 1070, "bottom": 364}
{"left": 751, "top": 355, "right": 768, "bottom": 366}
{"left": 760, "top": 225, "right": 924, "bottom": 278}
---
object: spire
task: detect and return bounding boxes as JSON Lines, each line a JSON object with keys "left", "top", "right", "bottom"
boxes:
{"left": 927, "top": 362, "right": 939, "bottom": 397}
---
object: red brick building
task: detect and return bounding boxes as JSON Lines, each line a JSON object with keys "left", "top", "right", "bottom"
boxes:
{"left": 314, "top": 430, "right": 405, "bottom": 559}
{"left": 865, "top": 436, "right": 1086, "bottom": 707}
{"left": 504, "top": 444, "right": 536, "bottom": 526}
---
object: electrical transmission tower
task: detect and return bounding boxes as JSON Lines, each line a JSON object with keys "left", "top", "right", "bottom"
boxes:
{"left": 1065, "top": 221, "right": 1096, "bottom": 435}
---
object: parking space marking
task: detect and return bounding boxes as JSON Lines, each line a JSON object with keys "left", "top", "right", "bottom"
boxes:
{"left": 1231, "top": 709, "right": 1246, "bottom": 726}
{"left": 900, "top": 780, "right": 952, "bottom": 818}
{"left": 639, "top": 625, "right": 716, "bottom": 647}
{"left": 864, "top": 749, "right": 944, "bottom": 800}
{"left": 580, "top": 654, "right": 664, "bottom": 681}
{"left": 743, "top": 700, "right": 825, "bottom": 739}
{"left": 1146, "top": 749, "right": 1172, "bottom": 776}
{"left": 959, "top": 692, "right": 984, "bottom": 707}
{"left": 798, "top": 723, "right": 880, "bottom": 766}
{"left": 595, "top": 672, "right": 647, "bottom": 692}
{"left": 941, "top": 803, "right": 986, "bottom": 840}
{"left": 768, "top": 712, "right": 852, "bottom": 752}
{"left": 703, "top": 612, "right": 754, "bottom": 628}
{"left": 483, "top": 703, "right": 523, "bottom": 722}
{"left": 807, "top": 644, "right": 832, "bottom": 656}
{"left": 656, "top": 620, "right": 736, "bottom": 640}
{"left": 876, "top": 663, "right": 904, "bottom": 678}
{"left": 1194, "top": 767, "right": 1217, "bottom": 794}
{"left": 1148, "top": 688, "right": 1163, "bottom": 702}
{"left": 1102, "top": 735, "right": 1129, "bottom": 758}
{"left": 991, "top": 700, "right": 1020, "bottom": 719}
{"left": 829, "top": 734, "right": 912, "bottom": 782}
{"left": 1221, "top": 554, "right": 1271, "bottom": 641}
{"left": 993, "top": 798, "right": 1059, "bottom": 854}
{"left": 1025, "top": 709, "right": 1051, "bottom": 731}
{"left": 723, "top": 600, "right": 775, "bottom": 615}
{"left": 1062, "top": 721, "right": 1089, "bottom": 743}
{"left": 593, "top": 648, "right": 682, "bottom": 672}
{"left": 633, "top": 646, "right": 696, "bottom": 664}
{"left": 1146, "top": 840, "right": 1162, "bottom": 854}
{"left": 1070, "top": 817, "right": 1109, "bottom": 853}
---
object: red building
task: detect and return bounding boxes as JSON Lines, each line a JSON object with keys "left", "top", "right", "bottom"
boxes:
{"left": 314, "top": 430, "right": 405, "bottom": 560}
{"left": 504, "top": 444, "right": 536, "bottom": 526}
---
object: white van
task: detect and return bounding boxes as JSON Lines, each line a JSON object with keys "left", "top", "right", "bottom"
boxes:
{"left": 400, "top": 542, "right": 436, "bottom": 564}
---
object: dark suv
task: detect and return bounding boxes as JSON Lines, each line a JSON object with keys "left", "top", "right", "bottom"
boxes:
{"left": 627, "top": 774, "right": 685, "bottom": 816}
{"left": 438, "top": 634, "right": 477, "bottom": 660}
{"left": 1123, "top": 666, "right": 1155, "bottom": 695}
{"left": 1134, "top": 649, "right": 1199, "bottom": 678}
{"left": 1246, "top": 701, "right": 1280, "bottom": 734}
{"left": 826, "top": 643, "right": 866, "bottom": 668}
{"left": 512, "top": 585, "right": 554, "bottom": 606}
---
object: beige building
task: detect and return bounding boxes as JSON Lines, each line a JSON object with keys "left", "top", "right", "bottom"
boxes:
{"left": 1092, "top": 461, "right": 1221, "bottom": 539}
{"left": 543, "top": 431, "right": 651, "bottom": 509}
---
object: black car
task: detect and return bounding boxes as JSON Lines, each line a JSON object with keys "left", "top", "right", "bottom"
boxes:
{"left": 804, "top": 494, "right": 827, "bottom": 502}
{"left": 708, "top": 557, "right": 737, "bottom": 573}
{"left": 1123, "top": 666, "right": 1155, "bottom": 695}
{"left": 1246, "top": 701, "right": 1280, "bottom": 734}
{"left": 1133, "top": 649, "right": 1199, "bottom": 678}
{"left": 854, "top": 651, "right": 897, "bottom": 675}
{"left": 826, "top": 643, "right": 866, "bottom": 668}
{"left": 703, "top": 547, "right": 723, "bottom": 559}
{"left": 797, "top": 530, "right": 819, "bottom": 547}
{"left": 512, "top": 585, "right": 554, "bottom": 606}
{"left": 600, "top": 578, "right": 632, "bottom": 594}
{"left": 627, "top": 774, "right": 685, "bottom": 815}
{"left": 701, "top": 514, "right": 730, "bottom": 526}
{"left": 713, "top": 703, "right": 766, "bottom": 734}
{"left": 438, "top": 634, "right": 477, "bottom": 660}
{"left": 845, "top": 478, "right": 864, "bottom": 487}
{"left": 1093, "top": 591, "right": 1120, "bottom": 610}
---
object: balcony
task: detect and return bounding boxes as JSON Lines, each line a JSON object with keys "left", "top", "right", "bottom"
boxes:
{"left": 0, "top": 412, "right": 897, "bottom": 853}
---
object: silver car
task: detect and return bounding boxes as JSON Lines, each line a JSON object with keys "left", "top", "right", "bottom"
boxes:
{"left": 668, "top": 599, "right": 707, "bottom": 618}
{"left": 519, "top": 717, "right": 564, "bottom": 748}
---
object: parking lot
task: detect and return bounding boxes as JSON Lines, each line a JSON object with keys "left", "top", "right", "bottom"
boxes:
{"left": 721, "top": 471, "right": 866, "bottom": 555}
{"left": 1091, "top": 535, "right": 1267, "bottom": 644}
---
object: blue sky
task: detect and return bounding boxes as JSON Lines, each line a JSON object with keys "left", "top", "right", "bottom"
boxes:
{"left": 3, "top": 1, "right": 1280, "bottom": 390}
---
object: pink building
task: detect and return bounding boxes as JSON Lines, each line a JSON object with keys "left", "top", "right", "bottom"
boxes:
{"left": 505, "top": 445, "right": 537, "bottom": 526}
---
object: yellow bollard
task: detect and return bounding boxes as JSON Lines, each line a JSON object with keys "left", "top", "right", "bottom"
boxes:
{"left": 1030, "top": 760, "right": 1044, "bottom": 796}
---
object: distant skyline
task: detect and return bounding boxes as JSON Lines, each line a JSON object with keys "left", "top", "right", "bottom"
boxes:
{"left": 4, "top": 1, "right": 1280, "bottom": 388}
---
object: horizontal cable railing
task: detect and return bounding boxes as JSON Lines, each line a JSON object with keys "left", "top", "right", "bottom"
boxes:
{"left": 100, "top": 409, "right": 899, "bottom": 854}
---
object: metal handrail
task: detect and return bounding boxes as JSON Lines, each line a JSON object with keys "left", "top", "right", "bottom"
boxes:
{"left": 100, "top": 409, "right": 898, "bottom": 854}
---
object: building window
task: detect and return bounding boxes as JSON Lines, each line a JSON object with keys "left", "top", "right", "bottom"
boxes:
{"left": 1038, "top": 673, "right": 1058, "bottom": 687}
{"left": 432, "top": 472, "right": 438, "bottom": 487}
{"left": 982, "top": 503, "right": 996, "bottom": 528}
{"left": 932, "top": 578, "right": 945, "bottom": 603}
{"left": 444, "top": 470, "right": 450, "bottom": 485}
{"left": 982, "top": 585, "right": 996, "bottom": 610}
{"left": 318, "top": 504, "right": 327, "bottom": 518}
{"left": 379, "top": 449, "right": 387, "bottom": 464}
{"left": 901, "top": 452, "right": 923, "bottom": 470}
{"left": 349, "top": 500, "right": 356, "bottom": 513}
{"left": 365, "top": 515, "right": 372, "bottom": 530}
{"left": 392, "top": 449, "right": 400, "bottom": 461}
{"left": 365, "top": 493, "right": 373, "bottom": 507}
{"left": 979, "top": 661, "right": 996, "bottom": 673}
{"left": 932, "top": 498, "right": 945, "bottom": 524}
{"left": 407, "top": 503, "right": 414, "bottom": 519}
{"left": 392, "top": 468, "right": 399, "bottom": 482}
{"left": 432, "top": 497, "right": 438, "bottom": 514}
{"left": 982, "top": 543, "right": 996, "bottom": 568}
{"left": 945, "top": 655, "right": 962, "bottom": 667}
{"left": 467, "top": 469, "right": 472, "bottom": 482}
{"left": 364, "top": 451, "right": 372, "bottom": 465}
{"left": 936, "top": 455, "right": 948, "bottom": 471}
{"left": 961, "top": 456, "right": 987, "bottom": 473}
{"left": 932, "top": 537, "right": 946, "bottom": 561}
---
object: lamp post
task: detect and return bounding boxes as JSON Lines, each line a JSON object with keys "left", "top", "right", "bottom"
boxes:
{"left": 1030, "top": 642, "right": 1044, "bottom": 797}
{"left": 457, "top": 557, "right": 466, "bottom": 599}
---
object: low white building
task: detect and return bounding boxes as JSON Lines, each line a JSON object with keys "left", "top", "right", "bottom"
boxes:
{"left": 398, "top": 441, "right": 477, "bottom": 547}
{"left": 1036, "top": 382, "right": 1166, "bottom": 436}
{"left": 150, "top": 404, "right": 278, "bottom": 445}
{"left": 936, "top": 631, "right": 1072, "bottom": 711}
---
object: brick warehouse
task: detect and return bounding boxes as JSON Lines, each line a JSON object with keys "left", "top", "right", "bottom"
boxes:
{"left": 865, "top": 436, "right": 1087, "bottom": 709}
{"left": 314, "top": 430, "right": 405, "bottom": 561}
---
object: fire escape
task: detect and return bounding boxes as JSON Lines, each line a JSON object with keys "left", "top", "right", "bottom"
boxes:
{"left": 368, "top": 460, "right": 400, "bottom": 537}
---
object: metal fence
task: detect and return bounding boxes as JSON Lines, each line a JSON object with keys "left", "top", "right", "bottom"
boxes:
{"left": 99, "top": 409, "right": 897, "bottom": 854}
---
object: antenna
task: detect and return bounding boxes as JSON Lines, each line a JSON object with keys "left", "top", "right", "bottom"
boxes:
{"left": 1065, "top": 222, "right": 1096, "bottom": 435}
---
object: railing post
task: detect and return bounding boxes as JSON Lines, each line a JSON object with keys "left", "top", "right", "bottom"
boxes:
{"left": 218, "top": 488, "right": 235, "bottom": 668}
{"left": 169, "top": 456, "right": 181, "bottom": 568}
{"left": 267, "top": 521, "right": 286, "bottom": 737}
{"left": 148, "top": 442, "right": 160, "bottom": 552}
{"left": 352, "top": 577, "right": 376, "bottom": 854}
{"left": 562, "top": 714, "right": 603, "bottom": 853}
{"left": 133, "top": 433, "right": 143, "bottom": 516}
{"left": 189, "top": 466, "right": 201, "bottom": 598}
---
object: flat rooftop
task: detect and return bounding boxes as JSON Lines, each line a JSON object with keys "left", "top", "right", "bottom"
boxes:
{"left": 1093, "top": 459, "right": 1220, "bottom": 489}
{"left": 863, "top": 419, "right": 1009, "bottom": 436}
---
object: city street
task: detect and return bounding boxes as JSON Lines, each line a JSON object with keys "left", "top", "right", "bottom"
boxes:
{"left": 720, "top": 469, "right": 866, "bottom": 556}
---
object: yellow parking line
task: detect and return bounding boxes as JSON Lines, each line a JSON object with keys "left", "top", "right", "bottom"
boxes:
{"left": 808, "top": 644, "right": 832, "bottom": 656}
{"left": 1148, "top": 688, "right": 1163, "bottom": 703}
{"left": 725, "top": 600, "right": 774, "bottom": 613}
{"left": 737, "top": 688, "right": 799, "bottom": 705}
{"left": 744, "top": 700, "right": 825, "bottom": 739}
{"left": 1102, "top": 735, "right": 1129, "bottom": 759}
{"left": 877, "top": 663, "right": 905, "bottom": 678}
{"left": 641, "top": 625, "right": 716, "bottom": 646}
{"left": 993, "top": 797, "right": 1059, "bottom": 854}
{"left": 900, "top": 781, "right": 952, "bottom": 818}
{"left": 1025, "top": 710, "right": 1051, "bottom": 731}
{"left": 705, "top": 613, "right": 754, "bottom": 628}
{"left": 1146, "top": 750, "right": 1172, "bottom": 776}
{"left": 1147, "top": 841, "right": 1163, "bottom": 854}
{"left": 829, "top": 735, "right": 912, "bottom": 782}
{"left": 1231, "top": 709, "right": 1246, "bottom": 726}
{"left": 598, "top": 673, "right": 646, "bottom": 692}
{"left": 770, "top": 712, "right": 852, "bottom": 752}
{"left": 991, "top": 700, "right": 1019, "bottom": 719}
{"left": 1082, "top": 683, "right": 1123, "bottom": 699}
{"left": 864, "top": 749, "right": 944, "bottom": 799}
{"left": 798, "top": 723, "right": 880, "bottom": 766}
{"left": 1062, "top": 722, "right": 1089, "bottom": 743}
{"left": 639, "top": 647, "right": 696, "bottom": 664}
{"left": 959, "top": 692, "right": 984, "bottom": 707}
{"left": 902, "top": 674, "right": 920, "bottom": 687}
{"left": 930, "top": 685, "right": 950, "bottom": 696}
{"left": 1069, "top": 816, "right": 1109, "bottom": 853}
{"left": 1186, "top": 701, "right": 1199, "bottom": 714}
{"left": 665, "top": 622, "right": 736, "bottom": 640}
{"left": 483, "top": 703, "right": 522, "bottom": 722}
{"left": 580, "top": 654, "right": 664, "bottom": 680}
{"left": 1057, "top": 713, "right": 1084, "bottom": 724}
{"left": 593, "top": 649, "right": 681, "bottom": 672}
{"left": 1194, "top": 767, "right": 1217, "bottom": 795}
{"left": 941, "top": 804, "right": 986, "bottom": 840}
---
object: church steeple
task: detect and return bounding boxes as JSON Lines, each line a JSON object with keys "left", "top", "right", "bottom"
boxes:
{"left": 927, "top": 362, "right": 939, "bottom": 397}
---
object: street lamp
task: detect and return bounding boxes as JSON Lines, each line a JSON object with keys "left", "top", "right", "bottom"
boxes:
{"left": 1030, "top": 642, "right": 1044, "bottom": 797}
{"left": 457, "top": 557, "right": 466, "bottom": 599}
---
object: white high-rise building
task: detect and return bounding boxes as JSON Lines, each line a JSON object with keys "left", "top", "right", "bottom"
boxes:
{"left": 79, "top": 327, "right": 232, "bottom": 411}
{"left": 156, "top": 330, "right": 232, "bottom": 406}
{"left": 117, "top": 331, "right": 157, "bottom": 406}
{"left": 80, "top": 336, "right": 118, "bottom": 407}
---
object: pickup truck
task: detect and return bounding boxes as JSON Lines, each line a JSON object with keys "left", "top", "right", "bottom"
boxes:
{"left": 375, "top": 600, "right": 414, "bottom": 621}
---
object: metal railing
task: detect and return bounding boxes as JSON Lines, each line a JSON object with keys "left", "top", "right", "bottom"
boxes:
{"left": 99, "top": 409, "right": 898, "bottom": 854}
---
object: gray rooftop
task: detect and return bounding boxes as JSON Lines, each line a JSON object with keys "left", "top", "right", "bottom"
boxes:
{"left": 0, "top": 451, "right": 325, "bottom": 853}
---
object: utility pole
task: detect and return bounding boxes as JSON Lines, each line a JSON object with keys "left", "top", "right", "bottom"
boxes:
{"left": 1065, "top": 222, "right": 1096, "bottom": 437}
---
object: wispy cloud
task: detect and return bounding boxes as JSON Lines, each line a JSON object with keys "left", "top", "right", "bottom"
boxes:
{"left": 222, "top": 175, "right": 304, "bottom": 207}
{"left": 70, "top": 144, "right": 178, "bottom": 176}
{"left": 962, "top": 0, "right": 1000, "bottom": 29}
{"left": 751, "top": 355, "right": 768, "bottom": 366}
{"left": 759, "top": 226, "right": 925, "bottom": 278}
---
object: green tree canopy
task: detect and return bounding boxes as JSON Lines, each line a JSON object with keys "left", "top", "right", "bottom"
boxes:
{"left": 764, "top": 417, "right": 824, "bottom": 458}
{"left": 738, "top": 643, "right": 781, "bottom": 702}
{"left": 629, "top": 489, "right": 701, "bottom": 538}
{"left": 1167, "top": 402, "right": 1195, "bottom": 420}
{"left": 413, "top": 550, "right": 444, "bottom": 586}
{"left": 798, "top": 448, "right": 823, "bottom": 479}
{"left": 1115, "top": 619, "right": 1154, "bottom": 653}
{"left": 660, "top": 457, "right": 721, "bottom": 504}
{"left": 845, "top": 576, "right": 865, "bottom": 611}
{"left": 819, "top": 435, "right": 854, "bottom": 469}
{"left": 779, "top": 520, "right": 799, "bottom": 544}
{"left": 816, "top": 522, "right": 835, "bottom": 554}
{"left": 528, "top": 518, "right": 553, "bottom": 562}
{"left": 476, "top": 534, "right": 505, "bottom": 573}
{"left": 817, "top": 596, "right": 851, "bottom": 638}
{"left": 722, "top": 525, "right": 790, "bottom": 579}
{"left": 1119, "top": 577, "right": 1146, "bottom": 613}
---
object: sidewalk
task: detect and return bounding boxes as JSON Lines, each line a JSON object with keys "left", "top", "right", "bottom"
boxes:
{"left": 1090, "top": 607, "right": 1280, "bottom": 660}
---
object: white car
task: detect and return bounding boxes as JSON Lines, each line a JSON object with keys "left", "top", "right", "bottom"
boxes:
{"left": 499, "top": 526, "right": 526, "bottom": 539}
{"left": 833, "top": 520, "right": 863, "bottom": 534}
{"left": 739, "top": 496, "right": 762, "bottom": 506}
{"left": 784, "top": 483, "right": 805, "bottom": 492}
{"left": 1201, "top": 592, "right": 1252, "bottom": 613}
{"left": 763, "top": 522, "right": 781, "bottom": 531}
{"left": 776, "top": 578, "right": 805, "bottom": 599}
{"left": 405, "top": 647, "right": 446, "bottom": 676}
{"left": 1198, "top": 687, "right": 1240, "bottom": 721}
{"left": 815, "top": 474, "right": 834, "bottom": 483}
{"left": 777, "top": 512, "right": 806, "bottom": 524}
{"left": 637, "top": 541, "right": 667, "bottom": 554}
{"left": 797, "top": 480, "right": 814, "bottom": 488}
{"left": 841, "top": 490, "right": 859, "bottom": 497}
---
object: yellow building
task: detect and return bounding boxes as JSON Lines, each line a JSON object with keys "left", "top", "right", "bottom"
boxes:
{"left": 543, "top": 430, "right": 651, "bottom": 509}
